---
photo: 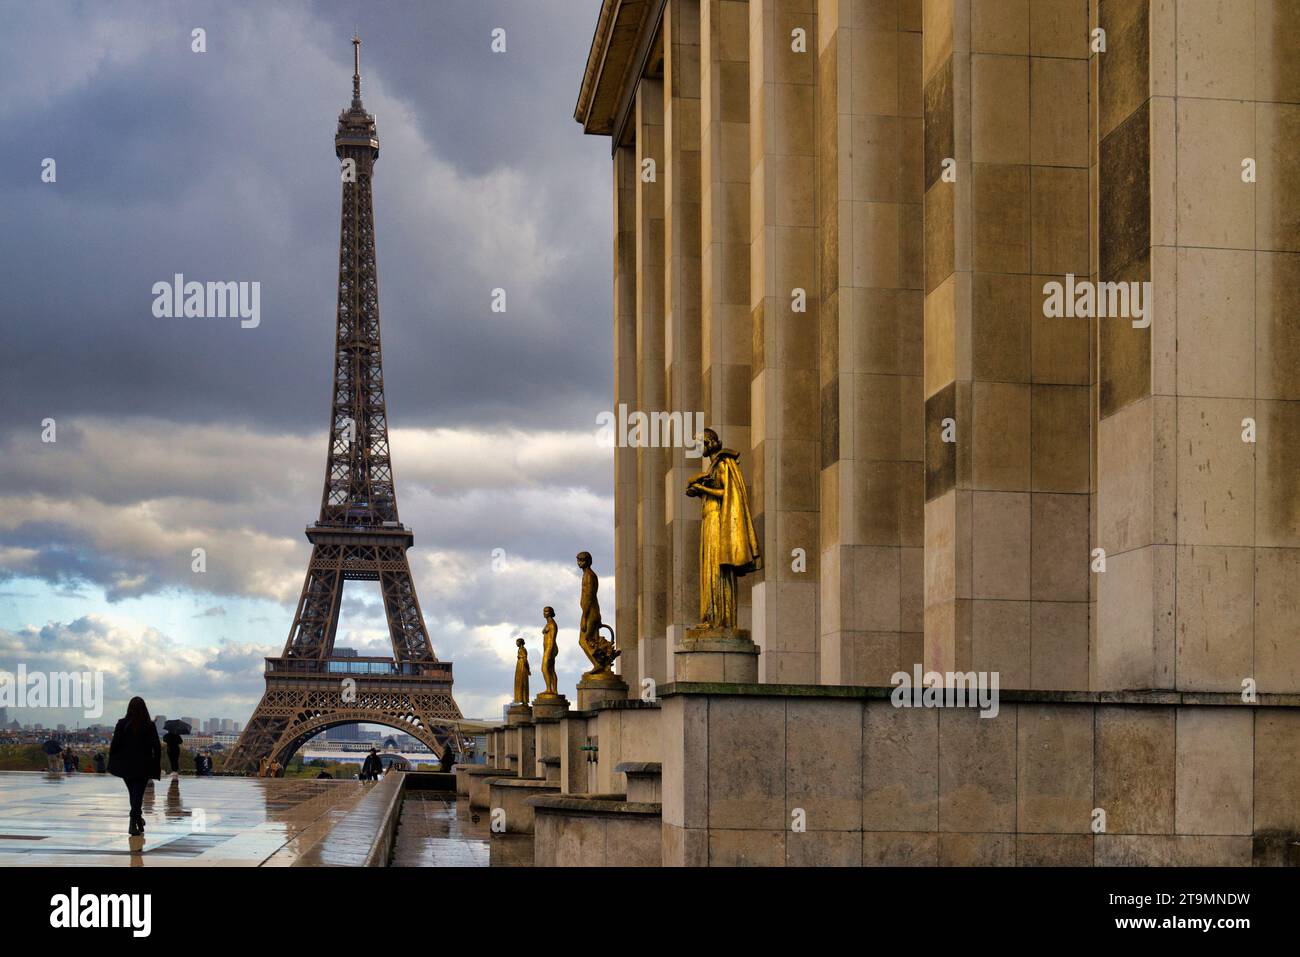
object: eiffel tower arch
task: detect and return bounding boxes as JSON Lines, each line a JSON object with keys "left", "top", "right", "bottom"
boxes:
{"left": 225, "top": 38, "right": 464, "bottom": 774}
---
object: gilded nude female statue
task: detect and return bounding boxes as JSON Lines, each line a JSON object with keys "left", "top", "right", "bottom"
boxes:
{"left": 539, "top": 606, "right": 559, "bottom": 697}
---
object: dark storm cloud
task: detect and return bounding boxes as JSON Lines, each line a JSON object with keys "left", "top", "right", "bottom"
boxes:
{"left": 0, "top": 0, "right": 612, "bottom": 435}
{"left": 0, "top": 2, "right": 619, "bottom": 719}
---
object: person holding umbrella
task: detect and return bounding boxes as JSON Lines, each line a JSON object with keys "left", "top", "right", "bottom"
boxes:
{"left": 41, "top": 738, "right": 62, "bottom": 773}
{"left": 161, "top": 719, "right": 189, "bottom": 776}
{"left": 108, "top": 697, "right": 162, "bottom": 836}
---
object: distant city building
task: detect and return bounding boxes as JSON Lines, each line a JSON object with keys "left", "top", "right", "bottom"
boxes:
{"left": 333, "top": 647, "right": 359, "bottom": 658}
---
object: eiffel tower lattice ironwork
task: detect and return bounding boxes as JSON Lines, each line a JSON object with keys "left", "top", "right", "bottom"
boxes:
{"left": 225, "top": 38, "right": 464, "bottom": 773}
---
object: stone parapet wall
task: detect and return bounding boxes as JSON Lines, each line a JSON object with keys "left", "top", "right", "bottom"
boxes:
{"left": 657, "top": 684, "right": 1300, "bottom": 866}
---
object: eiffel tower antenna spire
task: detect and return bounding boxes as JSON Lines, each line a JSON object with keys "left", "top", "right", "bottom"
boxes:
{"left": 351, "top": 33, "right": 362, "bottom": 107}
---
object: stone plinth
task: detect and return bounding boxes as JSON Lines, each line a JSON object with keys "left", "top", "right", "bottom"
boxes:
{"left": 506, "top": 702, "right": 533, "bottom": 725}
{"left": 577, "top": 672, "right": 628, "bottom": 711}
{"left": 615, "top": 761, "right": 662, "bottom": 804}
{"left": 506, "top": 722, "right": 536, "bottom": 779}
{"left": 674, "top": 626, "right": 760, "bottom": 683}
{"left": 488, "top": 728, "right": 510, "bottom": 769}
{"left": 539, "top": 755, "right": 562, "bottom": 786}
{"left": 488, "top": 777, "right": 561, "bottom": 834}
{"left": 531, "top": 693, "right": 570, "bottom": 721}
{"left": 531, "top": 699, "right": 569, "bottom": 779}
{"left": 464, "top": 765, "right": 509, "bottom": 810}
{"left": 529, "top": 794, "right": 662, "bottom": 867}
{"left": 453, "top": 764, "right": 473, "bottom": 797}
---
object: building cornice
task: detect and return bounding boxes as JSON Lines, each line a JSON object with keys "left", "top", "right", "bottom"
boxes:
{"left": 573, "top": 0, "right": 661, "bottom": 140}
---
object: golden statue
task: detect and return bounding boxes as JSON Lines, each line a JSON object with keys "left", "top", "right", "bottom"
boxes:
{"left": 576, "top": 551, "right": 620, "bottom": 676}
{"left": 512, "top": 638, "right": 531, "bottom": 704}
{"left": 686, "top": 428, "right": 761, "bottom": 630}
{"left": 538, "top": 606, "right": 560, "bottom": 697}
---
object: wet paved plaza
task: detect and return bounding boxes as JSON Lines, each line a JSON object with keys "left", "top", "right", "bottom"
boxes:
{"left": 391, "top": 790, "right": 494, "bottom": 866}
{"left": 0, "top": 770, "right": 381, "bottom": 866}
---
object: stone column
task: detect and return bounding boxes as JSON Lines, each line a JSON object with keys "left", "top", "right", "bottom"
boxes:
{"left": 922, "top": 0, "right": 1092, "bottom": 689}
{"left": 700, "top": 0, "right": 753, "bottom": 650}
{"left": 748, "top": 0, "right": 821, "bottom": 682}
{"left": 635, "top": 80, "right": 669, "bottom": 692}
{"left": 1094, "top": 0, "right": 1300, "bottom": 693}
{"left": 613, "top": 144, "right": 640, "bottom": 688}
{"left": 663, "top": 0, "right": 705, "bottom": 683}
{"left": 815, "top": 0, "right": 925, "bottom": 685}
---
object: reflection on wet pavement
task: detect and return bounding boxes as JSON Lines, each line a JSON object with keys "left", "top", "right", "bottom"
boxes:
{"left": 0, "top": 770, "right": 373, "bottom": 866}
{"left": 391, "top": 791, "right": 498, "bottom": 867}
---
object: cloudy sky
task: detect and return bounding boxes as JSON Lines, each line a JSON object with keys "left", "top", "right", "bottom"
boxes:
{"left": 0, "top": 1, "right": 616, "bottom": 727}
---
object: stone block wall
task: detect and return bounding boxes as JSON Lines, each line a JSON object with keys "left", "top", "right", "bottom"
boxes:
{"left": 658, "top": 686, "right": 1300, "bottom": 865}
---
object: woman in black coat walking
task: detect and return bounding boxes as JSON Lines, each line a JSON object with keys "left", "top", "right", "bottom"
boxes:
{"left": 108, "top": 697, "right": 162, "bottom": 836}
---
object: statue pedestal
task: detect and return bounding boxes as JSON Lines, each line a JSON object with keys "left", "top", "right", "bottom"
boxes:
{"left": 506, "top": 703, "right": 533, "bottom": 725}
{"left": 675, "top": 626, "right": 760, "bottom": 683}
{"left": 576, "top": 672, "right": 627, "bottom": 711}
{"left": 531, "top": 693, "right": 570, "bottom": 721}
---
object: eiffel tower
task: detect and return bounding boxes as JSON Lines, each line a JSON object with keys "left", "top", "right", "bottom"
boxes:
{"left": 225, "top": 38, "right": 464, "bottom": 774}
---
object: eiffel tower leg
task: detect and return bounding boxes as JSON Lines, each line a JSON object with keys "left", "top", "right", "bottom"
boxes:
{"left": 378, "top": 550, "right": 432, "bottom": 661}
{"left": 223, "top": 691, "right": 294, "bottom": 774}
{"left": 285, "top": 546, "right": 345, "bottom": 659}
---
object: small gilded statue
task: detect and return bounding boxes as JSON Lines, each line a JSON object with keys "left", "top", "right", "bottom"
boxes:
{"left": 685, "top": 428, "right": 761, "bottom": 630}
{"left": 539, "top": 606, "right": 560, "bottom": 697}
{"left": 576, "top": 551, "right": 620, "bottom": 676}
{"left": 512, "top": 637, "right": 531, "bottom": 704}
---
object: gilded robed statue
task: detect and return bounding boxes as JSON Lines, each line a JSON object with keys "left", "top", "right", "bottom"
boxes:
{"left": 512, "top": 638, "right": 531, "bottom": 704}
{"left": 686, "top": 428, "right": 761, "bottom": 630}
{"left": 576, "top": 551, "right": 620, "bottom": 676}
{"left": 539, "top": 606, "right": 559, "bottom": 697}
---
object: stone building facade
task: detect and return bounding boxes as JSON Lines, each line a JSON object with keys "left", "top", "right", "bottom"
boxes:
{"left": 576, "top": 0, "right": 1300, "bottom": 700}
{"left": 491, "top": 0, "right": 1300, "bottom": 865}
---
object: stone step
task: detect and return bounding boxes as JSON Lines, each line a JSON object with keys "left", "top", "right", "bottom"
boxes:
{"left": 615, "top": 761, "right": 661, "bottom": 804}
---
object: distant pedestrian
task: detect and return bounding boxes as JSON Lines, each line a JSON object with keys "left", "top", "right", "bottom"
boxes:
{"left": 268, "top": 760, "right": 283, "bottom": 778}
{"left": 62, "top": 748, "right": 76, "bottom": 773}
{"left": 360, "top": 748, "right": 382, "bottom": 781}
{"left": 42, "top": 738, "right": 62, "bottom": 773}
{"left": 162, "top": 727, "right": 184, "bottom": 775}
{"left": 93, "top": 752, "right": 107, "bottom": 774}
{"left": 257, "top": 756, "right": 269, "bottom": 778}
{"left": 108, "top": 697, "right": 162, "bottom": 836}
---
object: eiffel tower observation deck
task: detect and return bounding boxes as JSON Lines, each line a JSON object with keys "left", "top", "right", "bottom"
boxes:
{"left": 224, "top": 38, "right": 464, "bottom": 773}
